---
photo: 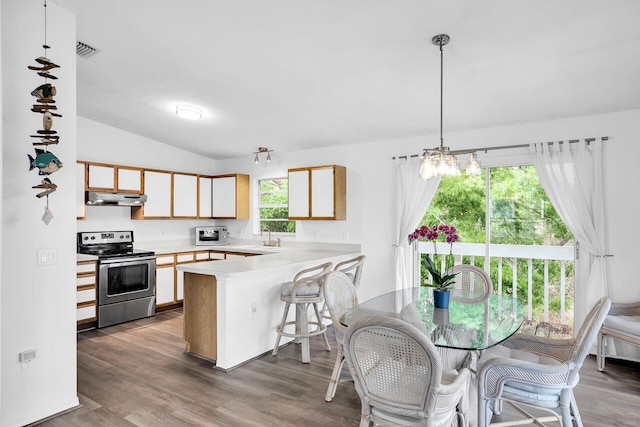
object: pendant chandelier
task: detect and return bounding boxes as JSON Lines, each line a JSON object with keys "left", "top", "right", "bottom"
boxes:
{"left": 419, "top": 34, "right": 481, "bottom": 180}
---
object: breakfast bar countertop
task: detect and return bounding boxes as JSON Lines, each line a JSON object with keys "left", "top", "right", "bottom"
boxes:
{"left": 175, "top": 246, "right": 360, "bottom": 278}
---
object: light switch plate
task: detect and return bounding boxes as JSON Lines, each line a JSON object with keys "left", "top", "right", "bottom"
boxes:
{"left": 37, "top": 248, "right": 56, "bottom": 266}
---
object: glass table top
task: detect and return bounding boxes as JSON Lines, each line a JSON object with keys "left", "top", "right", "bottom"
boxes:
{"left": 341, "top": 287, "right": 526, "bottom": 350}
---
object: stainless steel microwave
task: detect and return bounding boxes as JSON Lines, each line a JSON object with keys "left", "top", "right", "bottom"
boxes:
{"left": 195, "top": 226, "right": 229, "bottom": 246}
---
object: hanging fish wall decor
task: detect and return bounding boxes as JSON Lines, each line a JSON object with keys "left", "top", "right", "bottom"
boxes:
{"left": 27, "top": 0, "right": 62, "bottom": 225}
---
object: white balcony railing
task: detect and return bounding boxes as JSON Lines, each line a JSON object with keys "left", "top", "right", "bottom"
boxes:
{"left": 416, "top": 241, "right": 575, "bottom": 326}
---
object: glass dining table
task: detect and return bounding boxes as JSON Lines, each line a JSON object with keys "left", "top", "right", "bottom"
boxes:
{"left": 341, "top": 288, "right": 526, "bottom": 350}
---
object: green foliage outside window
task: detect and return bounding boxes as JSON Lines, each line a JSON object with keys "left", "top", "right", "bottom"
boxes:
{"left": 259, "top": 178, "right": 295, "bottom": 233}
{"left": 419, "top": 166, "right": 574, "bottom": 324}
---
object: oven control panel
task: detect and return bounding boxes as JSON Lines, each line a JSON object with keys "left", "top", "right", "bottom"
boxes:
{"left": 78, "top": 231, "right": 134, "bottom": 245}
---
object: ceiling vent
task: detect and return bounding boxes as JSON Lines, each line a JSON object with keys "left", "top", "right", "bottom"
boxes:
{"left": 76, "top": 41, "right": 99, "bottom": 58}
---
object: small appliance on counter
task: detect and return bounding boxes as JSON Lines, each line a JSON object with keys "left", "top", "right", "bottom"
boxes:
{"left": 195, "top": 226, "right": 229, "bottom": 246}
{"left": 77, "top": 231, "right": 156, "bottom": 328}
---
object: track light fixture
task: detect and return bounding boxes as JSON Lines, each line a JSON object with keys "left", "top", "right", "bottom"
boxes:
{"left": 253, "top": 147, "right": 273, "bottom": 164}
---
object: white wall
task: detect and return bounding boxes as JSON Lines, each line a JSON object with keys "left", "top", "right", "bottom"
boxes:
{"left": 218, "top": 109, "right": 640, "bottom": 306}
{"left": 1, "top": 1, "right": 79, "bottom": 425}
{"left": 77, "top": 116, "right": 222, "bottom": 244}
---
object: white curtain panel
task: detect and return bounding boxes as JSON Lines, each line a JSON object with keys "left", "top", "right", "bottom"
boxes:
{"left": 531, "top": 139, "right": 609, "bottom": 331}
{"left": 393, "top": 156, "right": 441, "bottom": 290}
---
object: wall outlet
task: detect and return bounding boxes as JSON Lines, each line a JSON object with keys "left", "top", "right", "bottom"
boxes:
{"left": 19, "top": 349, "right": 36, "bottom": 368}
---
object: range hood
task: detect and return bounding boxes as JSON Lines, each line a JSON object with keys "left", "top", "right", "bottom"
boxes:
{"left": 86, "top": 191, "right": 147, "bottom": 206}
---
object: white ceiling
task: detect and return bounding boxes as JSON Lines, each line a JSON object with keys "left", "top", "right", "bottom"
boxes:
{"left": 54, "top": 0, "right": 640, "bottom": 160}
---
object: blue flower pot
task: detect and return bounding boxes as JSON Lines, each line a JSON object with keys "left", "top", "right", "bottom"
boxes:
{"left": 433, "top": 289, "right": 451, "bottom": 309}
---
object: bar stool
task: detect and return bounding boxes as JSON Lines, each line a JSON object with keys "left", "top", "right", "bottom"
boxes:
{"left": 272, "top": 262, "right": 333, "bottom": 363}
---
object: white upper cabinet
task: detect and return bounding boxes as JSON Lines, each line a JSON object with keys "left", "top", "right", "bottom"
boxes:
{"left": 212, "top": 176, "right": 237, "bottom": 218}
{"left": 288, "top": 165, "right": 346, "bottom": 220}
{"left": 139, "top": 170, "right": 172, "bottom": 218}
{"left": 87, "top": 164, "right": 115, "bottom": 190}
{"left": 172, "top": 173, "right": 198, "bottom": 218}
{"left": 86, "top": 163, "right": 143, "bottom": 193}
{"left": 288, "top": 169, "right": 310, "bottom": 218}
{"left": 198, "top": 176, "right": 213, "bottom": 218}
{"left": 117, "top": 167, "right": 143, "bottom": 193}
{"left": 311, "top": 168, "right": 335, "bottom": 218}
{"left": 211, "top": 174, "right": 249, "bottom": 219}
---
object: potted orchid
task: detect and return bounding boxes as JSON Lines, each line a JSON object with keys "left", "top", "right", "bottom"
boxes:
{"left": 408, "top": 224, "right": 459, "bottom": 308}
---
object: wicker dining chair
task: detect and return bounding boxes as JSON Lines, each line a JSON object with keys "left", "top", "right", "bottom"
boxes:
{"left": 477, "top": 297, "right": 611, "bottom": 427}
{"left": 272, "top": 262, "right": 333, "bottom": 363}
{"left": 321, "top": 255, "right": 365, "bottom": 320}
{"left": 437, "top": 264, "right": 493, "bottom": 373}
{"left": 449, "top": 264, "right": 492, "bottom": 303}
{"left": 322, "top": 271, "right": 358, "bottom": 402}
{"left": 343, "top": 315, "right": 471, "bottom": 427}
{"left": 597, "top": 301, "right": 640, "bottom": 371}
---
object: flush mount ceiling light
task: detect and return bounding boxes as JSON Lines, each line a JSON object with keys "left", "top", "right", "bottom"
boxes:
{"left": 419, "top": 34, "right": 481, "bottom": 180}
{"left": 175, "top": 104, "right": 203, "bottom": 120}
{"left": 253, "top": 147, "right": 273, "bottom": 163}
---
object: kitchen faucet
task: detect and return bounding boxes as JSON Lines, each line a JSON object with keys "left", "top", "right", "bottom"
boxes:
{"left": 260, "top": 228, "right": 280, "bottom": 247}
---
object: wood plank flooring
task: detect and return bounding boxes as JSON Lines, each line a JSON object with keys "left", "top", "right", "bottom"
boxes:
{"left": 35, "top": 308, "right": 640, "bottom": 426}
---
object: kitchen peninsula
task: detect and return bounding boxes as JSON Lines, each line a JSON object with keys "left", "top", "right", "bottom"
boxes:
{"left": 176, "top": 243, "right": 360, "bottom": 370}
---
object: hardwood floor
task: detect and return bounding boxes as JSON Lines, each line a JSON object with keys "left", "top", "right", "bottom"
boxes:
{"left": 35, "top": 308, "right": 640, "bottom": 426}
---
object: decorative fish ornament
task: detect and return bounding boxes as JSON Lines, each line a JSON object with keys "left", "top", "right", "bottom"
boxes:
{"left": 31, "top": 83, "right": 56, "bottom": 99}
{"left": 28, "top": 149, "right": 63, "bottom": 175}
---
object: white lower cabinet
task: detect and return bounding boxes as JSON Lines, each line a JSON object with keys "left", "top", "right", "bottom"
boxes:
{"left": 153, "top": 249, "right": 257, "bottom": 308}
{"left": 155, "top": 266, "right": 175, "bottom": 306}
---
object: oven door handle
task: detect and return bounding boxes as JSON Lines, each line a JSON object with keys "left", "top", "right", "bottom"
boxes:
{"left": 99, "top": 255, "right": 156, "bottom": 265}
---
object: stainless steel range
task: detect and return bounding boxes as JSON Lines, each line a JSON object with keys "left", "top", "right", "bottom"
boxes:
{"left": 77, "top": 231, "right": 156, "bottom": 328}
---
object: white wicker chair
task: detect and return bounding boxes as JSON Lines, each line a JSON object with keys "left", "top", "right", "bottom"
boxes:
{"left": 449, "top": 264, "right": 492, "bottom": 303}
{"left": 477, "top": 297, "right": 611, "bottom": 427}
{"left": 437, "top": 264, "right": 493, "bottom": 373}
{"left": 322, "top": 255, "right": 365, "bottom": 320}
{"left": 272, "top": 262, "right": 333, "bottom": 363}
{"left": 597, "top": 301, "right": 640, "bottom": 371}
{"left": 343, "top": 315, "right": 471, "bottom": 427}
{"left": 322, "top": 271, "right": 358, "bottom": 402}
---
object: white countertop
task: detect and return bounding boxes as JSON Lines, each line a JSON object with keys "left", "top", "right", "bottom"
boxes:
{"left": 176, "top": 246, "right": 360, "bottom": 278}
{"left": 78, "top": 241, "right": 361, "bottom": 277}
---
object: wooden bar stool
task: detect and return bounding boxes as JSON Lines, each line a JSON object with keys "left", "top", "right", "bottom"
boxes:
{"left": 272, "top": 262, "right": 333, "bottom": 363}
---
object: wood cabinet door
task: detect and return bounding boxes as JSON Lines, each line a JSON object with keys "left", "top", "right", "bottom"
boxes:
{"left": 288, "top": 169, "right": 310, "bottom": 219}
{"left": 173, "top": 173, "right": 198, "bottom": 218}
{"left": 198, "top": 176, "right": 213, "bottom": 218}
{"left": 311, "top": 167, "right": 335, "bottom": 218}
{"left": 87, "top": 164, "right": 116, "bottom": 191}
{"left": 155, "top": 265, "right": 175, "bottom": 305}
{"left": 212, "top": 176, "right": 237, "bottom": 218}
{"left": 117, "top": 167, "right": 143, "bottom": 193}
{"left": 142, "top": 171, "right": 172, "bottom": 218}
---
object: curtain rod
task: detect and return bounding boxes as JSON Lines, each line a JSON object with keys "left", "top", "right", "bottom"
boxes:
{"left": 392, "top": 136, "right": 609, "bottom": 160}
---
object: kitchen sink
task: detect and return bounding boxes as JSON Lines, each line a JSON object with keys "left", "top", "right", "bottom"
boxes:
{"left": 234, "top": 245, "right": 281, "bottom": 252}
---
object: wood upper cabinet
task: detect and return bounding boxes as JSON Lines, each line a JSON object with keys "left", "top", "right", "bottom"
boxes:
{"left": 132, "top": 170, "right": 172, "bottom": 219}
{"left": 87, "top": 163, "right": 143, "bottom": 193}
{"left": 172, "top": 173, "right": 198, "bottom": 218}
{"left": 288, "top": 165, "right": 346, "bottom": 220}
{"left": 211, "top": 174, "right": 250, "bottom": 219}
